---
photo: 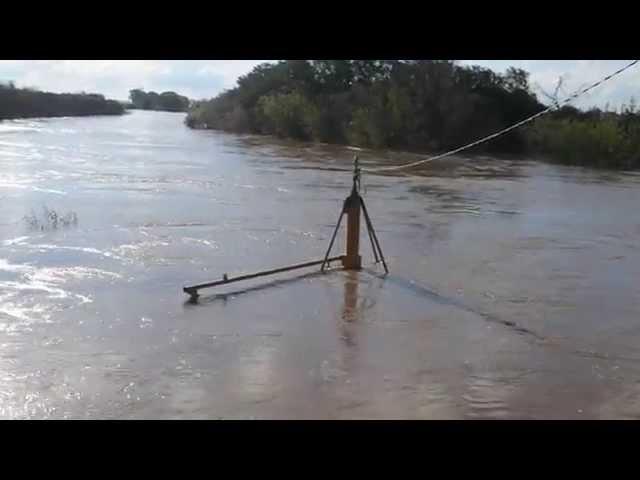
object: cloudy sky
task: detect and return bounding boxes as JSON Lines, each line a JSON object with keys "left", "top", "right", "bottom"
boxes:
{"left": 0, "top": 60, "right": 638, "bottom": 110}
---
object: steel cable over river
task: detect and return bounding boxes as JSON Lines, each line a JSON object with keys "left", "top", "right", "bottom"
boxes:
{"left": 354, "top": 60, "right": 640, "bottom": 173}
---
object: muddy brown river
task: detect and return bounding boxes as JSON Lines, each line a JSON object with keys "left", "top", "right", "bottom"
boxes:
{"left": 1, "top": 110, "right": 640, "bottom": 419}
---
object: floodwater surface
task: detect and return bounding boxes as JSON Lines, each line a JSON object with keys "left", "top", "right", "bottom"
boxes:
{"left": 1, "top": 110, "right": 640, "bottom": 419}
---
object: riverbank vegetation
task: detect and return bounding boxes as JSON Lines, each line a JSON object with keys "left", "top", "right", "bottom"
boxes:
{"left": 0, "top": 81, "right": 125, "bottom": 120}
{"left": 527, "top": 103, "right": 640, "bottom": 169}
{"left": 128, "top": 89, "right": 190, "bottom": 112}
{"left": 186, "top": 60, "right": 640, "bottom": 169}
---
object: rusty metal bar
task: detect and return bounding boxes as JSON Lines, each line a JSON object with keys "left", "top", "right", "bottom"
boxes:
{"left": 184, "top": 256, "right": 344, "bottom": 297}
{"left": 343, "top": 191, "right": 362, "bottom": 270}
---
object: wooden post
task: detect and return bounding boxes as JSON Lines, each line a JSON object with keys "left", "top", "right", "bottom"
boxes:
{"left": 342, "top": 190, "right": 362, "bottom": 270}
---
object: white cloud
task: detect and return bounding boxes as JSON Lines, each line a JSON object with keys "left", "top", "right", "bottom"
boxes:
{"left": 0, "top": 60, "right": 269, "bottom": 101}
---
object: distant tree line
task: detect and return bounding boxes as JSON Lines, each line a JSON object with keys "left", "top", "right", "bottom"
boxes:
{"left": 0, "top": 81, "right": 125, "bottom": 120}
{"left": 128, "top": 89, "right": 190, "bottom": 112}
{"left": 186, "top": 60, "right": 542, "bottom": 154}
{"left": 186, "top": 60, "right": 640, "bottom": 169}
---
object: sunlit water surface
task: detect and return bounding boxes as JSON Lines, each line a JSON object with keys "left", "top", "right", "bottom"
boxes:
{"left": 1, "top": 111, "right": 640, "bottom": 419}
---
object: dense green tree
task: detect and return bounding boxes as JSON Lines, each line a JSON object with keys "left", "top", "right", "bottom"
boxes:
{"left": 128, "top": 89, "right": 190, "bottom": 112}
{"left": 258, "top": 92, "right": 316, "bottom": 140}
{"left": 129, "top": 89, "right": 147, "bottom": 109}
{"left": 185, "top": 60, "right": 640, "bottom": 169}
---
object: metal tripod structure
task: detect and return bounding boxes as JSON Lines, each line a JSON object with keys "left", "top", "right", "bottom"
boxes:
{"left": 183, "top": 156, "right": 387, "bottom": 301}
{"left": 320, "top": 156, "right": 388, "bottom": 274}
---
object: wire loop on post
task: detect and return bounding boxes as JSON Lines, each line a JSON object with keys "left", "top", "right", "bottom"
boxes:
{"left": 352, "top": 155, "right": 361, "bottom": 193}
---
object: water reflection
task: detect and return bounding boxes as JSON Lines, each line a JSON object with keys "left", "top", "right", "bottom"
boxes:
{"left": 341, "top": 273, "right": 360, "bottom": 318}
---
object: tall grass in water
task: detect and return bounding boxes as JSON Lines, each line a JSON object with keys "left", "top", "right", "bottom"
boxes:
{"left": 23, "top": 206, "right": 78, "bottom": 231}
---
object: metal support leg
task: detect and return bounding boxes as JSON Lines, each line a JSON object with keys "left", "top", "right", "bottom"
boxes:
{"left": 360, "top": 197, "right": 389, "bottom": 274}
{"left": 364, "top": 206, "right": 380, "bottom": 264}
{"left": 321, "top": 207, "right": 345, "bottom": 272}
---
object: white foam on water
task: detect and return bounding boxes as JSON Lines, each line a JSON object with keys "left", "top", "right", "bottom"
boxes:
{"left": 0, "top": 124, "right": 40, "bottom": 134}
{"left": 0, "top": 150, "right": 31, "bottom": 158}
{"left": 0, "top": 258, "right": 31, "bottom": 274}
{"left": 2, "top": 236, "right": 31, "bottom": 247}
{"left": 0, "top": 177, "right": 66, "bottom": 195}
{"left": 30, "top": 187, "right": 67, "bottom": 195}
{"left": 0, "top": 259, "right": 116, "bottom": 324}
{"left": 0, "top": 140, "right": 33, "bottom": 148}
{"left": 76, "top": 294, "right": 93, "bottom": 304}
{"left": 111, "top": 239, "right": 170, "bottom": 256}
{"left": 0, "top": 280, "right": 69, "bottom": 299}
{"left": 29, "top": 266, "right": 122, "bottom": 284}
{"left": 182, "top": 237, "right": 219, "bottom": 249}
{"left": 0, "top": 299, "right": 50, "bottom": 325}
{"left": 28, "top": 244, "right": 119, "bottom": 259}
{"left": 0, "top": 181, "right": 29, "bottom": 190}
{"left": 100, "top": 141, "right": 181, "bottom": 148}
